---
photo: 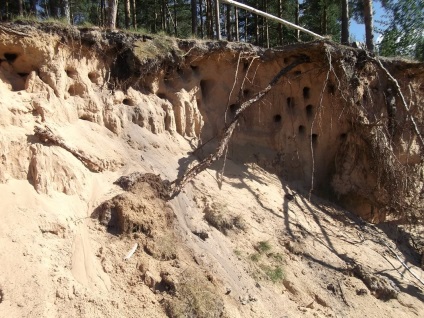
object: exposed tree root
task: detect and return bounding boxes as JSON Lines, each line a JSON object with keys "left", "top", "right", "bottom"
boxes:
{"left": 168, "top": 55, "right": 310, "bottom": 198}
{"left": 34, "top": 125, "right": 105, "bottom": 172}
{"left": 370, "top": 55, "right": 424, "bottom": 149}
{"left": 0, "top": 25, "right": 31, "bottom": 37}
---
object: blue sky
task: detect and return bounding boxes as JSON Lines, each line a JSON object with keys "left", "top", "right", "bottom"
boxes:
{"left": 350, "top": 2, "right": 387, "bottom": 42}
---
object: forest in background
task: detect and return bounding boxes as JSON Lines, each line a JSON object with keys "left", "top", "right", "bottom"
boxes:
{"left": 0, "top": 0, "right": 423, "bottom": 60}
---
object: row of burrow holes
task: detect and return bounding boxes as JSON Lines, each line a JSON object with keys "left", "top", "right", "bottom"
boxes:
{"left": 226, "top": 85, "right": 339, "bottom": 145}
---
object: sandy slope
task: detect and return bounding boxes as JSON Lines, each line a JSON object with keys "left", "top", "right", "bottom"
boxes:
{"left": 1, "top": 119, "right": 423, "bottom": 317}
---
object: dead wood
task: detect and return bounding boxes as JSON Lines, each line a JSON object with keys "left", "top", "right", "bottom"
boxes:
{"left": 169, "top": 55, "right": 310, "bottom": 198}
{"left": 34, "top": 125, "right": 104, "bottom": 172}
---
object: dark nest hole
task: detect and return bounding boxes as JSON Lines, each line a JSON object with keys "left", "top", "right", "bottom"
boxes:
{"left": 157, "top": 93, "right": 168, "bottom": 101}
{"left": 190, "top": 64, "right": 200, "bottom": 76}
{"left": 306, "top": 104, "right": 314, "bottom": 119}
{"left": 4, "top": 53, "right": 18, "bottom": 62}
{"left": 311, "top": 133, "right": 318, "bottom": 146}
{"left": 243, "top": 89, "right": 250, "bottom": 98}
{"left": 243, "top": 60, "right": 250, "bottom": 71}
{"left": 79, "top": 113, "right": 94, "bottom": 122}
{"left": 110, "top": 48, "right": 141, "bottom": 88}
{"left": 200, "top": 79, "right": 215, "bottom": 99}
{"left": 274, "top": 114, "right": 282, "bottom": 123}
{"left": 328, "top": 83, "right": 336, "bottom": 95}
{"left": 287, "top": 97, "right": 295, "bottom": 109}
{"left": 340, "top": 133, "right": 347, "bottom": 141}
{"left": 65, "top": 68, "right": 77, "bottom": 79}
{"left": 298, "top": 125, "right": 305, "bottom": 135}
{"left": 303, "top": 87, "right": 310, "bottom": 99}
{"left": 88, "top": 71, "right": 100, "bottom": 84}
{"left": 123, "top": 98, "right": 136, "bottom": 106}
{"left": 229, "top": 103, "right": 238, "bottom": 114}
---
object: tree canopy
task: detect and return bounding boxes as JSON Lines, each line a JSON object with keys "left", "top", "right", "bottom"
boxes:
{"left": 0, "top": 0, "right": 422, "bottom": 60}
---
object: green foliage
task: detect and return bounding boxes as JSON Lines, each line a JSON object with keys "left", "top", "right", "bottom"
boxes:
{"left": 300, "top": 0, "right": 341, "bottom": 41}
{"left": 261, "top": 265, "right": 284, "bottom": 282}
{"left": 255, "top": 240, "right": 272, "bottom": 254}
{"left": 250, "top": 253, "right": 261, "bottom": 262}
{"left": 378, "top": 0, "right": 424, "bottom": 60}
{"left": 3, "top": 0, "right": 422, "bottom": 59}
{"left": 415, "top": 37, "right": 424, "bottom": 62}
{"left": 248, "top": 241, "right": 285, "bottom": 283}
{"left": 234, "top": 249, "right": 242, "bottom": 256}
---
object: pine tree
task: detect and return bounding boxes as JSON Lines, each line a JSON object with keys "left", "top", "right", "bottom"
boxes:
{"left": 378, "top": 0, "right": 424, "bottom": 60}
{"left": 363, "top": 0, "right": 374, "bottom": 51}
{"left": 300, "top": 0, "right": 341, "bottom": 41}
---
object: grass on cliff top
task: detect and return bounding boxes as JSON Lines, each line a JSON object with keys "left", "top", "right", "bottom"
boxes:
{"left": 133, "top": 35, "right": 181, "bottom": 61}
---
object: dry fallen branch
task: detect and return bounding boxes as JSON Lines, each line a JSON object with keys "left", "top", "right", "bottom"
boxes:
{"left": 34, "top": 125, "right": 104, "bottom": 172}
{"left": 169, "top": 55, "right": 310, "bottom": 198}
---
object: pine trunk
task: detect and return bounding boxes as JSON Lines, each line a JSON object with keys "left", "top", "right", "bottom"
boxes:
{"left": 108, "top": 0, "right": 118, "bottom": 29}
{"left": 363, "top": 0, "right": 375, "bottom": 52}
{"left": 206, "top": 0, "right": 213, "bottom": 38}
{"left": 265, "top": 0, "right": 269, "bottom": 48}
{"left": 173, "top": 0, "right": 178, "bottom": 36}
{"left": 235, "top": 7, "right": 239, "bottom": 41}
{"left": 255, "top": 0, "right": 259, "bottom": 45}
{"left": 192, "top": 0, "right": 198, "bottom": 36}
{"left": 200, "top": 0, "right": 204, "bottom": 38}
{"left": 30, "top": 0, "right": 37, "bottom": 15}
{"left": 215, "top": 0, "right": 221, "bottom": 40}
{"left": 295, "top": 0, "right": 299, "bottom": 41}
{"left": 277, "top": 0, "right": 283, "bottom": 45}
{"left": 124, "top": 0, "right": 131, "bottom": 28}
{"left": 18, "top": 0, "right": 23, "bottom": 16}
{"left": 131, "top": 0, "right": 137, "bottom": 29}
{"left": 63, "top": 0, "right": 70, "bottom": 24}
{"left": 226, "top": 5, "right": 232, "bottom": 41}
{"left": 161, "top": 0, "right": 167, "bottom": 32}
{"left": 341, "top": 0, "right": 349, "bottom": 44}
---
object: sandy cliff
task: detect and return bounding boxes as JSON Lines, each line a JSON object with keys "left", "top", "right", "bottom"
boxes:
{"left": 0, "top": 22, "right": 423, "bottom": 317}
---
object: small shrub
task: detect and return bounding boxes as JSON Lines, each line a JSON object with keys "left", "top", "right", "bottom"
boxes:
{"left": 262, "top": 265, "right": 284, "bottom": 283}
{"left": 256, "top": 241, "right": 272, "bottom": 254}
{"left": 165, "top": 271, "right": 224, "bottom": 318}
{"left": 234, "top": 249, "right": 242, "bottom": 257}
{"left": 250, "top": 253, "right": 261, "bottom": 262}
{"left": 232, "top": 215, "right": 248, "bottom": 231}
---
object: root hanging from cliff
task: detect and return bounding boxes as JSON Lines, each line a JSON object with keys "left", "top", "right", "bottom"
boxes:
{"left": 371, "top": 55, "right": 424, "bottom": 149}
{"left": 168, "top": 55, "right": 311, "bottom": 198}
